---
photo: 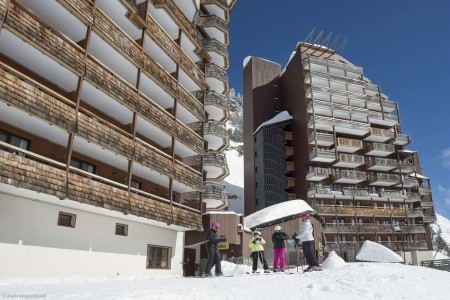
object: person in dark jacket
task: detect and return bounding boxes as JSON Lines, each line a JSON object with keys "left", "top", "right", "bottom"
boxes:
{"left": 203, "top": 221, "right": 226, "bottom": 276}
{"left": 272, "top": 225, "right": 289, "bottom": 272}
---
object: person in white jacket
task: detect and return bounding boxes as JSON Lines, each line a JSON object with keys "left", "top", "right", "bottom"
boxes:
{"left": 298, "top": 212, "right": 322, "bottom": 271}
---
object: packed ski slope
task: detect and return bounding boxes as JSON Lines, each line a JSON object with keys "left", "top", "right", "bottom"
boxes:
{"left": 2, "top": 260, "right": 450, "bottom": 299}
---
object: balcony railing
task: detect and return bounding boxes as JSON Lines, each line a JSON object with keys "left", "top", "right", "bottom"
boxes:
{"left": 342, "top": 188, "right": 371, "bottom": 198}
{"left": 406, "top": 209, "right": 424, "bottom": 218}
{"left": 308, "top": 132, "right": 334, "bottom": 146}
{"left": 309, "top": 147, "right": 336, "bottom": 161}
{"left": 334, "top": 153, "right": 365, "bottom": 167}
{"left": 203, "top": 90, "right": 230, "bottom": 109}
{"left": 405, "top": 192, "right": 421, "bottom": 202}
{"left": 203, "top": 38, "right": 229, "bottom": 59}
{"left": 196, "top": 14, "right": 229, "bottom": 44}
{"left": 332, "top": 170, "right": 367, "bottom": 183}
{"left": 365, "top": 142, "right": 395, "bottom": 155}
{"left": 397, "top": 162, "right": 415, "bottom": 174}
{"left": 3, "top": 1, "right": 85, "bottom": 76}
{"left": 146, "top": 13, "right": 205, "bottom": 88}
{"left": 365, "top": 127, "right": 394, "bottom": 142}
{"left": 303, "top": 55, "right": 363, "bottom": 74}
{"left": 57, "top": 0, "right": 95, "bottom": 25}
{"left": 400, "top": 177, "right": 418, "bottom": 188}
{"left": 203, "top": 120, "right": 228, "bottom": 139}
{"left": 336, "top": 137, "right": 362, "bottom": 152}
{"left": 308, "top": 115, "right": 371, "bottom": 134}
{"left": 392, "top": 133, "right": 411, "bottom": 146}
{"left": 308, "top": 186, "right": 333, "bottom": 197}
{"left": 153, "top": 0, "right": 203, "bottom": 47}
{"left": 366, "top": 157, "right": 398, "bottom": 170}
{"left": 380, "top": 190, "right": 405, "bottom": 200}
{"left": 368, "top": 173, "right": 401, "bottom": 186}
{"left": 204, "top": 62, "right": 229, "bottom": 83}
{"left": 306, "top": 167, "right": 329, "bottom": 180}
{"left": 0, "top": 144, "right": 203, "bottom": 230}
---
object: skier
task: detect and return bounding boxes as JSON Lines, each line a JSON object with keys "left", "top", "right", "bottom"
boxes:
{"left": 203, "top": 221, "right": 227, "bottom": 277}
{"left": 272, "top": 225, "right": 288, "bottom": 272}
{"left": 298, "top": 212, "right": 322, "bottom": 271}
{"left": 249, "top": 230, "right": 270, "bottom": 273}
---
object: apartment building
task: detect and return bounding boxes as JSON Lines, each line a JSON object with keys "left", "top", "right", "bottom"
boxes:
{"left": 0, "top": 0, "right": 235, "bottom": 277}
{"left": 243, "top": 42, "right": 436, "bottom": 262}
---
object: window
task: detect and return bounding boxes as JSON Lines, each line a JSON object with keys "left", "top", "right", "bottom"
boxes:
{"left": 70, "top": 158, "right": 96, "bottom": 174}
{"left": 147, "top": 244, "right": 171, "bottom": 269}
{"left": 0, "top": 129, "right": 30, "bottom": 156}
{"left": 57, "top": 212, "right": 76, "bottom": 228}
{"left": 115, "top": 223, "right": 128, "bottom": 236}
{"left": 131, "top": 180, "right": 142, "bottom": 190}
{"left": 254, "top": 151, "right": 257, "bottom": 157}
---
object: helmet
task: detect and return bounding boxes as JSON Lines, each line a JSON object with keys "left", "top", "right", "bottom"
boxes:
{"left": 211, "top": 221, "right": 220, "bottom": 230}
{"left": 301, "top": 212, "right": 310, "bottom": 221}
{"left": 253, "top": 230, "right": 261, "bottom": 236}
{"left": 274, "top": 225, "right": 281, "bottom": 231}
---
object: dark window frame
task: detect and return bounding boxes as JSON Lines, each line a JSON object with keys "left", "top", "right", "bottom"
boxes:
{"left": 146, "top": 244, "right": 172, "bottom": 269}
{"left": 70, "top": 157, "right": 96, "bottom": 174}
{"left": 57, "top": 212, "right": 76, "bottom": 228}
{"left": 0, "top": 129, "right": 30, "bottom": 156}
{"left": 115, "top": 223, "right": 128, "bottom": 236}
{"left": 131, "top": 179, "right": 142, "bottom": 190}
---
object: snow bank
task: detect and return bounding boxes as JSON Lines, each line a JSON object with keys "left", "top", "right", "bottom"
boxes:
{"left": 244, "top": 199, "right": 314, "bottom": 229}
{"left": 356, "top": 240, "right": 404, "bottom": 263}
{"left": 322, "top": 251, "right": 346, "bottom": 270}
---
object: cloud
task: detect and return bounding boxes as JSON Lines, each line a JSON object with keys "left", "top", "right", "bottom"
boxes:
{"left": 442, "top": 148, "right": 450, "bottom": 168}
{"left": 438, "top": 185, "right": 450, "bottom": 207}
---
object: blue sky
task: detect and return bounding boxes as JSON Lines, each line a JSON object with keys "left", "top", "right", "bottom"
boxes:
{"left": 227, "top": 0, "right": 450, "bottom": 219}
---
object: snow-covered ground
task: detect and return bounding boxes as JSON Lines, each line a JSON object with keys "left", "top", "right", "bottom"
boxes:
{"left": 1, "top": 260, "right": 450, "bottom": 299}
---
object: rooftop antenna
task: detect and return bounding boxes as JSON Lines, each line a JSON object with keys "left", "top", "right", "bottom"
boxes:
{"left": 336, "top": 37, "right": 348, "bottom": 54}
{"left": 304, "top": 28, "right": 315, "bottom": 44}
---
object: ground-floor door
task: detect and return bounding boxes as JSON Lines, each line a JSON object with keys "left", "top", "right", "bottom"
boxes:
{"left": 183, "top": 248, "right": 196, "bottom": 277}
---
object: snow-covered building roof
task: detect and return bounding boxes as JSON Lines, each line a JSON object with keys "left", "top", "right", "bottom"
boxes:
{"left": 356, "top": 240, "right": 404, "bottom": 263}
{"left": 244, "top": 199, "right": 314, "bottom": 229}
{"left": 409, "top": 172, "right": 429, "bottom": 179}
{"left": 253, "top": 111, "right": 292, "bottom": 135}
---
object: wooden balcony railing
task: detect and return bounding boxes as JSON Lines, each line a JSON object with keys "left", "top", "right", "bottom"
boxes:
{"left": 337, "top": 137, "right": 362, "bottom": 150}
{"left": 57, "top": 0, "right": 95, "bottom": 25}
{"left": 204, "top": 63, "right": 229, "bottom": 83}
{"left": 315, "top": 205, "right": 407, "bottom": 217}
{"left": 196, "top": 14, "right": 229, "bottom": 44}
{"left": 0, "top": 66, "right": 76, "bottom": 133}
{"left": 203, "top": 90, "right": 230, "bottom": 109}
{"left": 146, "top": 13, "right": 206, "bottom": 88}
{"left": 3, "top": 1, "right": 85, "bottom": 75}
{"left": 0, "top": 145, "right": 202, "bottom": 230}
{"left": 153, "top": 0, "right": 203, "bottom": 47}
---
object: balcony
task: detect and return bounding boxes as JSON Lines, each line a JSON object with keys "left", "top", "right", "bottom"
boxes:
{"left": 203, "top": 151, "right": 229, "bottom": 180}
{"left": 285, "top": 131, "right": 293, "bottom": 141}
{"left": 333, "top": 153, "right": 365, "bottom": 168}
{"left": 392, "top": 133, "right": 411, "bottom": 146}
{"left": 303, "top": 55, "right": 363, "bottom": 75}
{"left": 342, "top": 188, "right": 371, "bottom": 198}
{"left": 418, "top": 186, "right": 432, "bottom": 195}
{"left": 202, "top": 90, "right": 230, "bottom": 122}
{"left": 286, "top": 177, "right": 295, "bottom": 188}
{"left": 380, "top": 190, "right": 406, "bottom": 200}
{"left": 286, "top": 146, "right": 294, "bottom": 157}
{"left": 308, "top": 132, "right": 334, "bottom": 147}
{"left": 366, "top": 96, "right": 397, "bottom": 113}
{"left": 306, "top": 99, "right": 369, "bottom": 124}
{"left": 190, "top": 181, "right": 228, "bottom": 210}
{"left": 405, "top": 192, "right": 421, "bottom": 202}
{"left": 204, "top": 63, "right": 230, "bottom": 94}
{"left": 336, "top": 137, "right": 362, "bottom": 153}
{"left": 332, "top": 170, "right": 366, "bottom": 184}
{"left": 196, "top": 14, "right": 229, "bottom": 45}
{"left": 309, "top": 147, "right": 336, "bottom": 162}
{"left": 203, "top": 38, "right": 229, "bottom": 69}
{"left": 0, "top": 145, "right": 203, "bottom": 230}
{"left": 407, "top": 209, "right": 424, "bottom": 218}
{"left": 366, "top": 157, "right": 398, "bottom": 171}
{"left": 397, "top": 162, "right": 415, "bottom": 174}
{"left": 0, "top": 1, "right": 84, "bottom": 92}
{"left": 145, "top": 13, "right": 205, "bottom": 89}
{"left": 364, "top": 142, "right": 395, "bottom": 157}
{"left": 307, "top": 186, "right": 333, "bottom": 198}
{"left": 202, "top": 120, "right": 229, "bottom": 151}
{"left": 308, "top": 115, "right": 370, "bottom": 136}
{"left": 397, "top": 177, "right": 418, "bottom": 188}
{"left": 368, "top": 173, "right": 400, "bottom": 186}
{"left": 306, "top": 167, "right": 329, "bottom": 181}
{"left": 423, "top": 214, "right": 437, "bottom": 223}
{"left": 368, "top": 111, "right": 398, "bottom": 126}
{"left": 364, "top": 127, "right": 394, "bottom": 142}
{"left": 200, "top": 0, "right": 230, "bottom": 22}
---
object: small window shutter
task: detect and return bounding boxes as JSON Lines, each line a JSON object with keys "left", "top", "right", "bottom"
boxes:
{"left": 124, "top": 225, "right": 128, "bottom": 236}
{"left": 70, "top": 215, "right": 76, "bottom": 228}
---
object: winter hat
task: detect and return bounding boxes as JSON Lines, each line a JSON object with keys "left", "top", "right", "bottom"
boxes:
{"left": 253, "top": 230, "right": 261, "bottom": 236}
{"left": 211, "top": 221, "right": 220, "bottom": 230}
{"left": 274, "top": 225, "right": 281, "bottom": 231}
{"left": 301, "top": 212, "right": 310, "bottom": 221}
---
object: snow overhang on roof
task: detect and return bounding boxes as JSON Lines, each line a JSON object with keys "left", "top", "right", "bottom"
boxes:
{"left": 409, "top": 172, "right": 429, "bottom": 179}
{"left": 243, "top": 56, "right": 279, "bottom": 69}
{"left": 253, "top": 111, "right": 292, "bottom": 135}
{"left": 244, "top": 199, "right": 314, "bottom": 229}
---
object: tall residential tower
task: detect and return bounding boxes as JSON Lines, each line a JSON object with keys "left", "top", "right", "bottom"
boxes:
{"left": 0, "top": 0, "right": 236, "bottom": 277}
{"left": 243, "top": 42, "right": 436, "bottom": 262}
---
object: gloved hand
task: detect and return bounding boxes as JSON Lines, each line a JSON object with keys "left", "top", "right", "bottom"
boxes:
{"left": 256, "top": 237, "right": 261, "bottom": 241}
{"left": 220, "top": 235, "right": 227, "bottom": 242}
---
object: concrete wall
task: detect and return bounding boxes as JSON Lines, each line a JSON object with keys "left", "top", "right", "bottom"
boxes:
{"left": 0, "top": 193, "right": 184, "bottom": 278}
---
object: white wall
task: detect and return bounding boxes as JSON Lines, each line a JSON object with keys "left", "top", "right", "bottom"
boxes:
{"left": 0, "top": 193, "right": 185, "bottom": 278}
